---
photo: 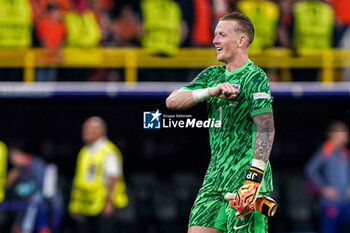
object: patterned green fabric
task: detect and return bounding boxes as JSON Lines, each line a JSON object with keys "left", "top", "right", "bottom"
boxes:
{"left": 227, "top": 209, "right": 268, "bottom": 233}
{"left": 189, "top": 190, "right": 227, "bottom": 231}
{"left": 189, "top": 189, "right": 269, "bottom": 232}
{"left": 183, "top": 60, "right": 273, "bottom": 193}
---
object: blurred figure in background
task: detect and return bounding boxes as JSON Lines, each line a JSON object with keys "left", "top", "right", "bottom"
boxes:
{"left": 6, "top": 144, "right": 63, "bottom": 233}
{"left": 237, "top": 0, "right": 279, "bottom": 53}
{"left": 89, "top": 2, "right": 142, "bottom": 82}
{"left": 331, "top": 0, "right": 350, "bottom": 81}
{"left": 30, "top": 0, "right": 71, "bottom": 21}
{"left": 290, "top": 0, "right": 334, "bottom": 81}
{"left": 59, "top": 0, "right": 101, "bottom": 81}
{"left": 140, "top": 0, "right": 182, "bottom": 56}
{"left": 109, "top": 4, "right": 142, "bottom": 47}
{"left": 0, "top": 0, "right": 32, "bottom": 81}
{"left": 0, "top": 141, "right": 7, "bottom": 203}
{"left": 277, "top": 0, "right": 294, "bottom": 48}
{"left": 305, "top": 120, "right": 350, "bottom": 233}
{"left": 69, "top": 116, "right": 128, "bottom": 233}
{"left": 331, "top": 0, "right": 350, "bottom": 47}
{"left": 190, "top": 0, "right": 213, "bottom": 47}
{"left": 0, "top": 141, "right": 7, "bottom": 233}
{"left": 64, "top": 0, "right": 100, "bottom": 48}
{"left": 291, "top": 0, "right": 334, "bottom": 52}
{"left": 35, "top": 2, "right": 66, "bottom": 82}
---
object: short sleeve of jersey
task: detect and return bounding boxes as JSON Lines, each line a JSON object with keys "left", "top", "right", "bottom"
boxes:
{"left": 182, "top": 67, "right": 213, "bottom": 90}
{"left": 244, "top": 71, "right": 273, "bottom": 118}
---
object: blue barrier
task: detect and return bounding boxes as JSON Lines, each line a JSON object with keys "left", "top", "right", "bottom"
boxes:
{"left": 0, "top": 82, "right": 349, "bottom": 98}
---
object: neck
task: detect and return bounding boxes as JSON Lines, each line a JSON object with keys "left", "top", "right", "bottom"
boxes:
{"left": 225, "top": 52, "right": 249, "bottom": 72}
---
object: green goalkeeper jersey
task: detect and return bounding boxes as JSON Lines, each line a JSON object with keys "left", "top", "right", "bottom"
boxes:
{"left": 183, "top": 59, "right": 273, "bottom": 193}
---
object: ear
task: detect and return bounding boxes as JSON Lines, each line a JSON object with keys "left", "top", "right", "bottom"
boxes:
{"left": 238, "top": 35, "right": 248, "bottom": 48}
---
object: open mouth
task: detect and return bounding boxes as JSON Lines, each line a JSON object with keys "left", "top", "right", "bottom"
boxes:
{"left": 217, "top": 48, "right": 223, "bottom": 52}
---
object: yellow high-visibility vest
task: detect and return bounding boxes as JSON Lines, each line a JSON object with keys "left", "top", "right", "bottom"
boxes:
{"left": 292, "top": 0, "right": 334, "bottom": 50}
{"left": 69, "top": 140, "right": 128, "bottom": 216}
{"left": 64, "top": 10, "right": 101, "bottom": 48}
{"left": 141, "top": 0, "right": 181, "bottom": 56}
{"left": 0, "top": 141, "right": 7, "bottom": 202}
{"left": 238, "top": 0, "right": 279, "bottom": 52}
{"left": 0, "top": 0, "right": 32, "bottom": 48}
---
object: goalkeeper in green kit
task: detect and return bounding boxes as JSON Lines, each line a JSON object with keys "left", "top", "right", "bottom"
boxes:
{"left": 166, "top": 12, "right": 277, "bottom": 233}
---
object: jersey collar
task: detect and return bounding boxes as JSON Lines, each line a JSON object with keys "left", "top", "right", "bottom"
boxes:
{"left": 225, "top": 59, "right": 252, "bottom": 76}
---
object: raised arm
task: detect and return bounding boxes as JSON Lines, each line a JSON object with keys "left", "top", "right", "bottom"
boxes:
{"left": 252, "top": 112, "right": 275, "bottom": 163}
{"left": 166, "top": 83, "right": 239, "bottom": 111}
{"left": 165, "top": 89, "right": 197, "bottom": 111}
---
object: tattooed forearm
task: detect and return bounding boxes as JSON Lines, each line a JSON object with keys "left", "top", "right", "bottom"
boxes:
{"left": 253, "top": 113, "right": 275, "bottom": 162}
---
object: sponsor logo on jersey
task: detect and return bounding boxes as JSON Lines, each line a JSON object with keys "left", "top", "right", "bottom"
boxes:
{"left": 253, "top": 92, "right": 270, "bottom": 100}
{"left": 232, "top": 84, "right": 241, "bottom": 91}
{"left": 233, "top": 223, "right": 249, "bottom": 230}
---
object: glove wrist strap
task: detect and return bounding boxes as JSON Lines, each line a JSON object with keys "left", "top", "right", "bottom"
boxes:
{"left": 252, "top": 159, "right": 266, "bottom": 171}
{"left": 245, "top": 167, "right": 264, "bottom": 183}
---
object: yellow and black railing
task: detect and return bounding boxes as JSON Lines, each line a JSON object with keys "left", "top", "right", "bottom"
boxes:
{"left": 0, "top": 48, "right": 349, "bottom": 82}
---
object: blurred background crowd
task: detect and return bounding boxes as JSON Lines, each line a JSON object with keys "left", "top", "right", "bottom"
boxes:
{"left": 0, "top": 0, "right": 349, "bottom": 82}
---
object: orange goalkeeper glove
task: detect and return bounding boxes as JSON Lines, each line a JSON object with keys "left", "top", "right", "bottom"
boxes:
{"left": 224, "top": 194, "right": 280, "bottom": 218}
{"left": 227, "top": 162, "right": 265, "bottom": 217}
{"left": 255, "top": 195, "right": 280, "bottom": 217}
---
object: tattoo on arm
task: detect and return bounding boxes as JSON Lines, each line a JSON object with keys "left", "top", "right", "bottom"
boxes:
{"left": 253, "top": 113, "right": 275, "bottom": 163}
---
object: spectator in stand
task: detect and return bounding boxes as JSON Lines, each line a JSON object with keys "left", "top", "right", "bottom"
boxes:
{"left": 332, "top": 0, "right": 350, "bottom": 47}
{"left": 110, "top": 4, "right": 142, "bottom": 47}
{"left": 59, "top": 0, "right": 101, "bottom": 81}
{"left": 279, "top": 0, "right": 335, "bottom": 81}
{"left": 0, "top": 0, "right": 32, "bottom": 81}
{"left": 305, "top": 121, "right": 350, "bottom": 233}
{"left": 30, "top": 0, "right": 71, "bottom": 22}
{"left": 35, "top": 2, "right": 65, "bottom": 82}
{"left": 237, "top": 0, "right": 280, "bottom": 53}
{"left": 176, "top": 0, "right": 193, "bottom": 47}
{"left": 331, "top": 0, "right": 350, "bottom": 81}
{"left": 212, "top": 0, "right": 230, "bottom": 23}
{"left": 89, "top": 1, "right": 142, "bottom": 81}
{"left": 191, "top": 0, "right": 213, "bottom": 47}
{"left": 277, "top": 0, "right": 294, "bottom": 48}
{"left": 64, "top": 0, "right": 100, "bottom": 48}
{"left": 140, "top": 0, "right": 182, "bottom": 56}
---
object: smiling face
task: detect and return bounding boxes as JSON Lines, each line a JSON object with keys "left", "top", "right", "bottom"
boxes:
{"left": 213, "top": 20, "right": 245, "bottom": 64}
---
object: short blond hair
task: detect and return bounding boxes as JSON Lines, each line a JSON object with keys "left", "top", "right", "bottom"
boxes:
{"left": 219, "top": 12, "right": 254, "bottom": 46}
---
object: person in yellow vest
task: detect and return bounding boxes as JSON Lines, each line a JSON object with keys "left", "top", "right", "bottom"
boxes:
{"left": 292, "top": 0, "right": 334, "bottom": 51}
{"left": 0, "top": 141, "right": 7, "bottom": 202}
{"left": 140, "top": 0, "right": 182, "bottom": 56}
{"left": 61, "top": 0, "right": 101, "bottom": 81}
{"left": 69, "top": 116, "right": 128, "bottom": 233}
{"left": 237, "top": 0, "right": 280, "bottom": 53}
{"left": 0, "top": 0, "right": 32, "bottom": 81}
{"left": 291, "top": 0, "right": 334, "bottom": 81}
